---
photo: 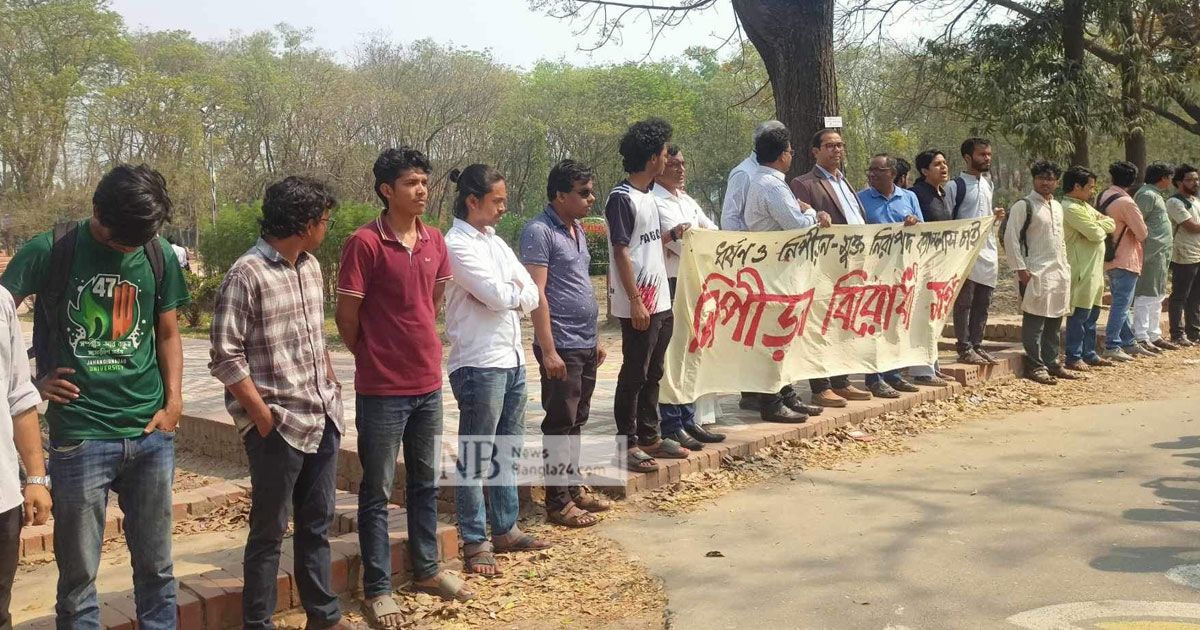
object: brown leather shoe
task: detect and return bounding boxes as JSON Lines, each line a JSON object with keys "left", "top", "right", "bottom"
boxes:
{"left": 833, "top": 385, "right": 872, "bottom": 401}
{"left": 812, "top": 389, "right": 847, "bottom": 408}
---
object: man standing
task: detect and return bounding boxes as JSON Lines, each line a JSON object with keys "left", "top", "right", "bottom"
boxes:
{"left": 1, "top": 164, "right": 189, "bottom": 628}
{"left": 1098, "top": 161, "right": 1150, "bottom": 361}
{"left": 520, "top": 160, "right": 610, "bottom": 528}
{"left": 654, "top": 145, "right": 724, "bottom": 449}
{"left": 1061, "top": 166, "right": 1117, "bottom": 371}
{"left": 1132, "top": 162, "right": 1177, "bottom": 352}
{"left": 606, "top": 118, "right": 690, "bottom": 472}
{"left": 1004, "top": 160, "right": 1073, "bottom": 385}
{"left": 209, "top": 177, "right": 354, "bottom": 629}
{"left": 857, "top": 154, "right": 924, "bottom": 397}
{"left": 720, "top": 120, "right": 785, "bottom": 231}
{"left": 337, "top": 148, "right": 472, "bottom": 619}
{"left": 944, "top": 138, "right": 1006, "bottom": 365}
{"left": 1167, "top": 164, "right": 1200, "bottom": 346}
{"left": 744, "top": 126, "right": 830, "bottom": 422}
{"left": 1, "top": 285, "right": 51, "bottom": 629}
{"left": 444, "top": 164, "right": 550, "bottom": 577}
{"left": 789, "top": 128, "right": 872, "bottom": 408}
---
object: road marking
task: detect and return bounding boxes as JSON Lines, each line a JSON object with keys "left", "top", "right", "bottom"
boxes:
{"left": 1166, "top": 564, "right": 1200, "bottom": 590}
{"left": 1008, "top": 601, "right": 1200, "bottom": 629}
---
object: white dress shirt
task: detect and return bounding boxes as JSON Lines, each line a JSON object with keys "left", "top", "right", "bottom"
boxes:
{"left": 655, "top": 183, "right": 718, "bottom": 278}
{"left": 745, "top": 165, "right": 818, "bottom": 232}
{"left": 1, "top": 286, "right": 42, "bottom": 514}
{"left": 444, "top": 218, "right": 539, "bottom": 373}
{"left": 815, "top": 165, "right": 866, "bottom": 225}
{"left": 720, "top": 153, "right": 758, "bottom": 231}
{"left": 945, "top": 172, "right": 999, "bottom": 287}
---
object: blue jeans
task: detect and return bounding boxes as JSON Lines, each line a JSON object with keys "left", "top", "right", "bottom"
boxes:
{"left": 242, "top": 421, "right": 341, "bottom": 629}
{"left": 356, "top": 393, "right": 443, "bottom": 596}
{"left": 49, "top": 431, "right": 176, "bottom": 630}
{"left": 1065, "top": 306, "right": 1102, "bottom": 362}
{"left": 865, "top": 370, "right": 902, "bottom": 387}
{"left": 1106, "top": 269, "right": 1139, "bottom": 349}
{"left": 659, "top": 403, "right": 695, "bottom": 434}
{"left": 449, "top": 366, "right": 526, "bottom": 546}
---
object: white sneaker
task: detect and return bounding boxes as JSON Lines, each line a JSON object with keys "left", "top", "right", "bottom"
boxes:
{"left": 1102, "top": 347, "right": 1133, "bottom": 362}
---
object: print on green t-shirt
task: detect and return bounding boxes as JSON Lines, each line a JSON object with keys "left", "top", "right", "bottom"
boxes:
{"left": 0, "top": 220, "right": 191, "bottom": 440}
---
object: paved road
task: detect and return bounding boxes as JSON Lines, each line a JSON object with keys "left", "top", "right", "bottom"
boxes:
{"left": 603, "top": 393, "right": 1200, "bottom": 629}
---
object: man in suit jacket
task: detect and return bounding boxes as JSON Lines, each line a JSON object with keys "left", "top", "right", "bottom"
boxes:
{"left": 787, "top": 128, "right": 872, "bottom": 408}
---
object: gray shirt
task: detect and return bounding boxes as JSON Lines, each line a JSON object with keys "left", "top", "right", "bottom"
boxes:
{"left": 519, "top": 206, "right": 600, "bottom": 350}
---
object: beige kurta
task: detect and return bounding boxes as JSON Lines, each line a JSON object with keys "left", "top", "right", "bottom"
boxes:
{"left": 1005, "top": 192, "right": 1071, "bottom": 317}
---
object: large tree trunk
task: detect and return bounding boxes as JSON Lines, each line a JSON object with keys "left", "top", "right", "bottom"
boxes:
{"left": 733, "top": 0, "right": 838, "bottom": 178}
{"left": 1118, "top": 4, "right": 1147, "bottom": 177}
{"left": 1062, "top": 0, "right": 1090, "bottom": 167}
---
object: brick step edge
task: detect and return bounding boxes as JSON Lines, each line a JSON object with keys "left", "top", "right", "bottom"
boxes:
{"left": 19, "top": 481, "right": 249, "bottom": 562}
{"left": 584, "top": 346, "right": 1027, "bottom": 499}
{"left": 17, "top": 523, "right": 460, "bottom": 630}
{"left": 943, "top": 318, "right": 1171, "bottom": 344}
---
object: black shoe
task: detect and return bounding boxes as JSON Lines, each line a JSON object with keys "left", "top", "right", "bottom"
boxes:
{"left": 665, "top": 429, "right": 704, "bottom": 451}
{"left": 1154, "top": 338, "right": 1180, "bottom": 351}
{"left": 974, "top": 348, "right": 1000, "bottom": 365}
{"left": 738, "top": 394, "right": 762, "bottom": 411}
{"left": 760, "top": 402, "right": 808, "bottom": 423}
{"left": 684, "top": 424, "right": 727, "bottom": 443}
{"left": 782, "top": 392, "right": 823, "bottom": 417}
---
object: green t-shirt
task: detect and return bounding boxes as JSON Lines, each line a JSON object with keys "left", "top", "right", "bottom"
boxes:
{"left": 0, "top": 221, "right": 191, "bottom": 440}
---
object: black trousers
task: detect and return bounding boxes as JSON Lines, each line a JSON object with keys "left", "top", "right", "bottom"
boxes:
{"left": 809, "top": 375, "right": 851, "bottom": 395}
{"left": 954, "top": 279, "right": 995, "bottom": 353}
{"left": 1169, "top": 262, "right": 1200, "bottom": 341}
{"left": 534, "top": 346, "right": 598, "bottom": 512}
{"left": 1022, "top": 313, "right": 1062, "bottom": 370}
{"left": 242, "top": 420, "right": 341, "bottom": 629}
{"left": 615, "top": 311, "right": 673, "bottom": 448}
{"left": 0, "top": 505, "right": 19, "bottom": 630}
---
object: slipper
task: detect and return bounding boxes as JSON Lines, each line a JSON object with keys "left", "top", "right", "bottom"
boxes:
{"left": 642, "top": 438, "right": 690, "bottom": 459}
{"left": 571, "top": 487, "right": 612, "bottom": 512}
{"left": 494, "top": 532, "right": 553, "bottom": 553}
{"left": 547, "top": 502, "right": 600, "bottom": 528}
{"left": 845, "top": 429, "right": 876, "bottom": 443}
{"left": 360, "top": 595, "right": 402, "bottom": 629}
{"left": 411, "top": 571, "right": 475, "bottom": 602}
{"left": 623, "top": 448, "right": 659, "bottom": 473}
{"left": 464, "top": 544, "right": 503, "bottom": 577}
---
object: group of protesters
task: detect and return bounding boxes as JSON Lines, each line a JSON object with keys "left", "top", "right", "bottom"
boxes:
{"left": 2, "top": 112, "right": 1199, "bottom": 630}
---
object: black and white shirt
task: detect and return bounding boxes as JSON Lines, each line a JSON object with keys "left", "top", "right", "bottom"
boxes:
{"left": 605, "top": 180, "right": 672, "bottom": 317}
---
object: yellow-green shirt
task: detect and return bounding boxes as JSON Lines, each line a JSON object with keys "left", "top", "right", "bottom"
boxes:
{"left": 1062, "top": 197, "right": 1116, "bottom": 309}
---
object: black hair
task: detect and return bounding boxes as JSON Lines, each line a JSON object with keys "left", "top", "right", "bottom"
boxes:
{"left": 894, "top": 157, "right": 911, "bottom": 186}
{"left": 93, "top": 164, "right": 172, "bottom": 247}
{"left": 914, "top": 149, "right": 945, "bottom": 182}
{"left": 547, "top": 159, "right": 595, "bottom": 202}
{"left": 1109, "top": 160, "right": 1139, "bottom": 188}
{"left": 1029, "top": 159, "right": 1062, "bottom": 179}
{"left": 666, "top": 143, "right": 681, "bottom": 158}
{"left": 755, "top": 127, "right": 791, "bottom": 164}
{"left": 260, "top": 176, "right": 337, "bottom": 240}
{"left": 1145, "top": 162, "right": 1174, "bottom": 185}
{"left": 1175, "top": 163, "right": 1199, "bottom": 186}
{"left": 449, "top": 164, "right": 504, "bottom": 220}
{"left": 960, "top": 137, "right": 991, "bottom": 158}
{"left": 811, "top": 128, "right": 840, "bottom": 149}
{"left": 619, "top": 118, "right": 673, "bottom": 174}
{"left": 373, "top": 147, "right": 432, "bottom": 210}
{"left": 1063, "top": 165, "right": 1097, "bottom": 193}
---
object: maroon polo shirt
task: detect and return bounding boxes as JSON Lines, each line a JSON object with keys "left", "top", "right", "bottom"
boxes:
{"left": 337, "top": 216, "right": 452, "bottom": 396}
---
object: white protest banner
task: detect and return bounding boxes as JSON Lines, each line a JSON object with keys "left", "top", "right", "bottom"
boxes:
{"left": 659, "top": 217, "right": 994, "bottom": 403}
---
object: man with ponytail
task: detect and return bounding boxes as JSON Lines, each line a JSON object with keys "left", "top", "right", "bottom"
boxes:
{"left": 444, "top": 164, "right": 551, "bottom": 575}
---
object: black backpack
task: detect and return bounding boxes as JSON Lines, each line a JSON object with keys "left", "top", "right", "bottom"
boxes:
{"left": 998, "top": 199, "right": 1036, "bottom": 257}
{"left": 950, "top": 176, "right": 968, "bottom": 219}
{"left": 28, "top": 222, "right": 166, "bottom": 379}
{"left": 1096, "top": 193, "right": 1126, "bottom": 264}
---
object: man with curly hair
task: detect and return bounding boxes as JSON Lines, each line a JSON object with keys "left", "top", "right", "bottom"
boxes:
{"left": 209, "top": 176, "right": 358, "bottom": 628}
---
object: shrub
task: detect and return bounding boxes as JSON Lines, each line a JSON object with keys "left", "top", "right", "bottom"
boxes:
{"left": 582, "top": 219, "right": 608, "bottom": 276}
{"left": 180, "top": 271, "right": 221, "bottom": 329}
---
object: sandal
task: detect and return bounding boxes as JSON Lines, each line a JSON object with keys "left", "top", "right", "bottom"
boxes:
{"left": 845, "top": 429, "right": 876, "bottom": 443}
{"left": 494, "top": 531, "right": 553, "bottom": 553}
{"left": 411, "top": 571, "right": 475, "bottom": 602}
{"left": 571, "top": 487, "right": 612, "bottom": 513}
{"left": 463, "top": 543, "right": 503, "bottom": 577}
{"left": 360, "top": 595, "right": 402, "bottom": 629}
{"left": 547, "top": 501, "right": 600, "bottom": 528}
{"left": 642, "top": 438, "right": 690, "bottom": 459}
{"left": 624, "top": 448, "right": 659, "bottom": 473}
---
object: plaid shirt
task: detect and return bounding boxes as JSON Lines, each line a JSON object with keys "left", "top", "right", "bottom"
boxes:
{"left": 209, "top": 239, "right": 343, "bottom": 453}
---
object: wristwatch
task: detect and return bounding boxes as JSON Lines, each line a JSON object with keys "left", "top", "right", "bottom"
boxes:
{"left": 24, "top": 476, "right": 50, "bottom": 489}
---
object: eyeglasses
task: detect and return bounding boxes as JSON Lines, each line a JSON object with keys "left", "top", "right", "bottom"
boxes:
{"left": 575, "top": 189, "right": 595, "bottom": 199}
{"left": 822, "top": 142, "right": 846, "bottom": 150}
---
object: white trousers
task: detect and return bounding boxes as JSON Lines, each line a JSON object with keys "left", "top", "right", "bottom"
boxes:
{"left": 1132, "top": 295, "right": 1165, "bottom": 341}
